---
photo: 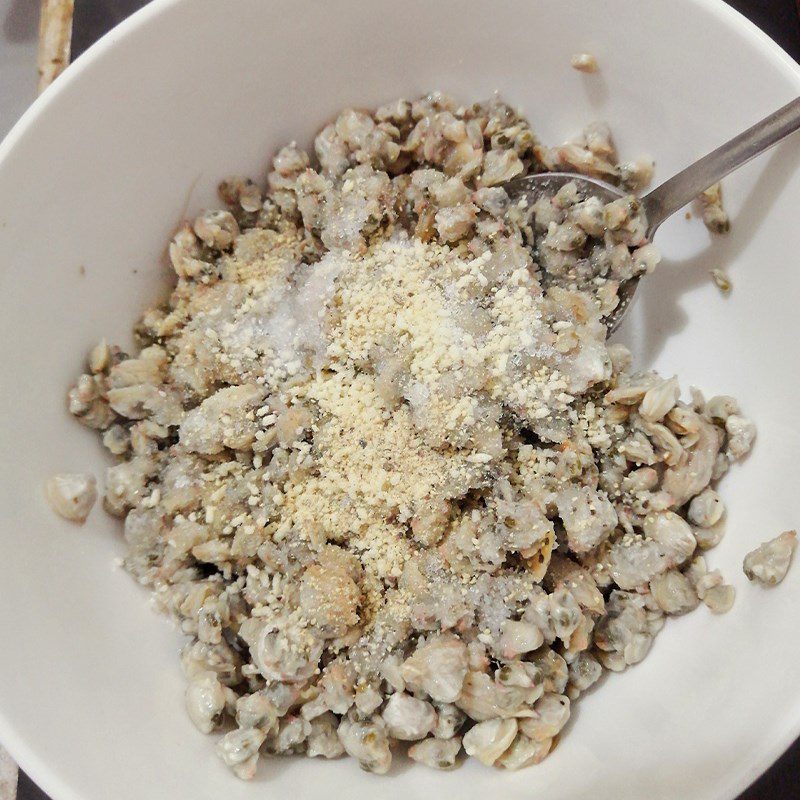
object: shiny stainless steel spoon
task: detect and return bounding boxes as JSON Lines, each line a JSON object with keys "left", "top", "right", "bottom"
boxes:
{"left": 506, "top": 97, "right": 800, "bottom": 331}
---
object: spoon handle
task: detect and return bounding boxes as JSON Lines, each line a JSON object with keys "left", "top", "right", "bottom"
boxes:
{"left": 642, "top": 96, "right": 800, "bottom": 234}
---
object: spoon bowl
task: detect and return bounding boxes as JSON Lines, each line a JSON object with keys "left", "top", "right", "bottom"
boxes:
{"left": 507, "top": 95, "right": 800, "bottom": 331}
{"left": 505, "top": 172, "right": 635, "bottom": 331}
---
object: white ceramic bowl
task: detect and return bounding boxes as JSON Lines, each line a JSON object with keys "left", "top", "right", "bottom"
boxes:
{"left": 1, "top": 1, "right": 799, "bottom": 798}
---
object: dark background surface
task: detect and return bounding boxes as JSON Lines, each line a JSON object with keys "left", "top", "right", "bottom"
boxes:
{"left": 15, "top": 0, "right": 800, "bottom": 797}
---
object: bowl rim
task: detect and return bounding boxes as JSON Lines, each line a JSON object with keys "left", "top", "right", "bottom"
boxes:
{"left": 1, "top": 1, "right": 799, "bottom": 798}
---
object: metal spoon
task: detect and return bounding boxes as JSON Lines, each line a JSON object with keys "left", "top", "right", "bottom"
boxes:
{"left": 506, "top": 97, "right": 800, "bottom": 331}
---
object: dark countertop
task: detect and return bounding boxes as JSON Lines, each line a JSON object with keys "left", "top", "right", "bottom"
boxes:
{"left": 14, "top": 1, "right": 800, "bottom": 797}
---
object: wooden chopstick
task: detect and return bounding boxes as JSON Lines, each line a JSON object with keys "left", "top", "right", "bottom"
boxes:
{"left": 37, "top": 0, "right": 75, "bottom": 94}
